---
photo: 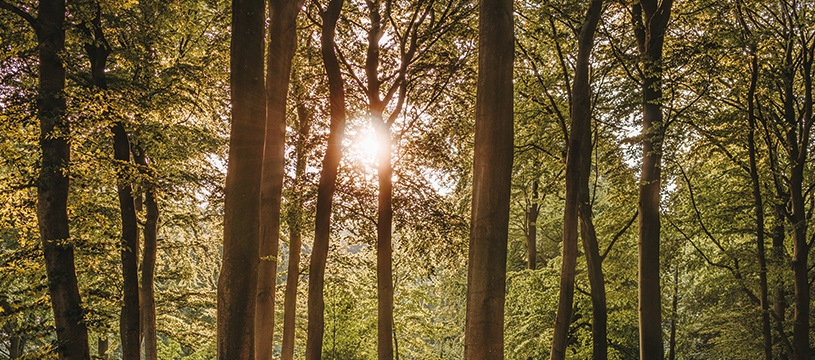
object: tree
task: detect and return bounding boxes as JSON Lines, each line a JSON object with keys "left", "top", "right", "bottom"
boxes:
{"left": 216, "top": 0, "right": 266, "bottom": 357}
{"left": 632, "top": 0, "right": 673, "bottom": 358}
{"left": 305, "top": 0, "right": 347, "bottom": 357}
{"left": 463, "top": 0, "right": 513, "bottom": 357}
{"left": 255, "top": 0, "right": 303, "bottom": 358}
{"left": 0, "top": 1, "right": 92, "bottom": 358}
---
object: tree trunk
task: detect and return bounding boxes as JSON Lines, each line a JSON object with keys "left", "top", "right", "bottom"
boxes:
{"left": 463, "top": 0, "right": 514, "bottom": 356}
{"left": 98, "top": 334, "right": 109, "bottom": 360}
{"left": 771, "top": 205, "right": 789, "bottom": 360}
{"left": 526, "top": 181, "right": 539, "bottom": 271}
{"left": 305, "top": 0, "right": 346, "bottom": 358}
{"left": 255, "top": 1, "right": 302, "bottom": 359}
{"left": 740, "top": 19, "right": 772, "bottom": 358}
{"left": 787, "top": 47, "right": 811, "bottom": 360}
{"left": 216, "top": 0, "right": 266, "bottom": 357}
{"left": 34, "top": 1, "right": 92, "bottom": 358}
{"left": 134, "top": 149, "right": 159, "bottom": 360}
{"left": 668, "top": 267, "right": 677, "bottom": 360}
{"left": 281, "top": 102, "right": 311, "bottom": 360}
{"left": 631, "top": 1, "right": 672, "bottom": 359}
{"left": 363, "top": 2, "right": 396, "bottom": 359}
{"left": 80, "top": 10, "right": 141, "bottom": 360}
{"left": 550, "top": 2, "right": 603, "bottom": 359}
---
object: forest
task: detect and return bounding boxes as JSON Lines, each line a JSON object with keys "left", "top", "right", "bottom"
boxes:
{"left": 0, "top": 0, "right": 813, "bottom": 359}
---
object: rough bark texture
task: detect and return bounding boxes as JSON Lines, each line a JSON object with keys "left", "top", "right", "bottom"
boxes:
{"left": 216, "top": 0, "right": 266, "bottom": 357}
{"left": 305, "top": 0, "right": 346, "bottom": 357}
{"left": 281, "top": 102, "right": 311, "bottom": 360}
{"left": 255, "top": 1, "right": 302, "bottom": 359}
{"left": 632, "top": 1, "right": 672, "bottom": 359}
{"left": 33, "top": 1, "right": 92, "bottom": 358}
{"left": 135, "top": 149, "right": 159, "bottom": 360}
{"left": 463, "top": 0, "right": 514, "bottom": 356}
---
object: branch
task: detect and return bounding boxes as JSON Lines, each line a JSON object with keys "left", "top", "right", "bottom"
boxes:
{"left": 0, "top": 1, "right": 38, "bottom": 32}
{"left": 600, "top": 209, "right": 638, "bottom": 261}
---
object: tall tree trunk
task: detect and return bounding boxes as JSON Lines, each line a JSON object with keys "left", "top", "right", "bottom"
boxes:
{"left": 463, "top": 0, "right": 514, "bottom": 356}
{"left": 738, "top": 10, "right": 772, "bottom": 356}
{"left": 281, "top": 102, "right": 311, "bottom": 360}
{"left": 771, "top": 205, "right": 789, "bottom": 359}
{"left": 787, "top": 42, "right": 811, "bottom": 360}
{"left": 574, "top": 1, "right": 605, "bottom": 359}
{"left": 364, "top": 2, "right": 395, "bottom": 359}
{"left": 79, "top": 9, "right": 141, "bottom": 360}
{"left": 631, "top": 1, "right": 672, "bottom": 359}
{"left": 216, "top": 0, "right": 266, "bottom": 357}
{"left": 305, "top": 0, "right": 346, "bottom": 357}
{"left": 526, "top": 181, "right": 539, "bottom": 271}
{"left": 135, "top": 149, "right": 159, "bottom": 360}
{"left": 31, "top": 0, "right": 92, "bottom": 358}
{"left": 255, "top": 1, "right": 303, "bottom": 359}
{"left": 550, "top": 1, "right": 604, "bottom": 359}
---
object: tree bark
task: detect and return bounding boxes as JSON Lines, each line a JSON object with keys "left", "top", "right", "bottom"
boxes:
{"left": 216, "top": 0, "right": 266, "bottom": 357}
{"left": 255, "top": 1, "right": 303, "bottom": 359}
{"left": 631, "top": 1, "right": 672, "bottom": 359}
{"left": 281, "top": 102, "right": 311, "bottom": 360}
{"left": 79, "top": 9, "right": 141, "bottom": 360}
{"left": 134, "top": 149, "right": 159, "bottom": 360}
{"left": 738, "top": 10, "right": 772, "bottom": 356}
{"left": 98, "top": 334, "right": 108, "bottom": 360}
{"left": 305, "top": 0, "right": 346, "bottom": 358}
{"left": 463, "top": 0, "right": 514, "bottom": 356}
{"left": 33, "top": 0, "right": 92, "bottom": 358}
{"left": 549, "top": 1, "right": 604, "bottom": 359}
{"left": 526, "top": 181, "right": 539, "bottom": 271}
{"left": 668, "top": 267, "right": 677, "bottom": 360}
{"left": 363, "top": 2, "right": 396, "bottom": 359}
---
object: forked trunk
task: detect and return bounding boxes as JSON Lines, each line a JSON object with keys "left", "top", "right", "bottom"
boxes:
{"left": 135, "top": 149, "right": 159, "bottom": 360}
{"left": 631, "top": 1, "right": 673, "bottom": 358}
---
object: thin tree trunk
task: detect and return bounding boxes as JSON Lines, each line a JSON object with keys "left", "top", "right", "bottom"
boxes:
{"left": 134, "top": 148, "right": 159, "bottom": 360}
{"left": 463, "top": 0, "right": 514, "bottom": 356}
{"left": 526, "top": 181, "right": 539, "bottom": 271}
{"left": 737, "top": 9, "right": 772, "bottom": 356}
{"left": 281, "top": 102, "right": 311, "bottom": 360}
{"left": 363, "top": 2, "right": 395, "bottom": 358}
{"left": 305, "top": 0, "right": 346, "bottom": 357}
{"left": 216, "top": 0, "right": 266, "bottom": 357}
{"left": 575, "top": 1, "right": 605, "bottom": 359}
{"left": 255, "top": 1, "right": 303, "bottom": 359}
{"left": 771, "top": 205, "right": 789, "bottom": 360}
{"left": 787, "top": 50, "right": 811, "bottom": 360}
{"left": 631, "top": 1, "right": 672, "bottom": 359}
{"left": 30, "top": 0, "right": 92, "bottom": 358}
{"left": 98, "top": 334, "right": 109, "bottom": 360}
{"left": 550, "top": 1, "right": 603, "bottom": 359}
{"left": 668, "top": 266, "right": 677, "bottom": 360}
{"left": 79, "top": 9, "right": 141, "bottom": 360}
